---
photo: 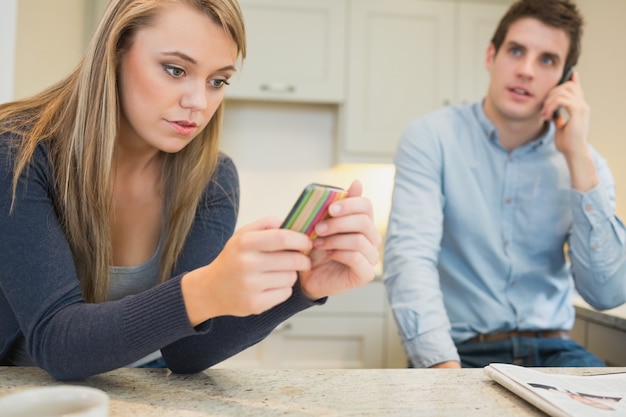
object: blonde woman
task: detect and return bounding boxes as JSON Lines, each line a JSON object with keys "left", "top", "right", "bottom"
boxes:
{"left": 0, "top": 0, "right": 380, "bottom": 381}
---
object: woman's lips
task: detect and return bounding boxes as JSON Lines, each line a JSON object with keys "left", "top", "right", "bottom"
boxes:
{"left": 167, "top": 120, "right": 197, "bottom": 136}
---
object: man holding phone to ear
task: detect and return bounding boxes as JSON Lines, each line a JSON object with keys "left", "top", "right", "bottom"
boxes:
{"left": 384, "top": 0, "right": 626, "bottom": 369}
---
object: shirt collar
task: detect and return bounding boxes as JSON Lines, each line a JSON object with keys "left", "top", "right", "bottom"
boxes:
{"left": 471, "top": 100, "right": 555, "bottom": 152}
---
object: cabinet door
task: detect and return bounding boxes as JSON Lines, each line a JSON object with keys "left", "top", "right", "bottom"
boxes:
{"left": 0, "top": 0, "right": 17, "bottom": 103}
{"left": 267, "top": 315, "right": 385, "bottom": 368}
{"left": 339, "top": 0, "right": 455, "bottom": 163}
{"left": 456, "top": 1, "right": 512, "bottom": 105}
{"left": 226, "top": 0, "right": 346, "bottom": 103}
{"left": 213, "top": 282, "right": 387, "bottom": 369}
{"left": 586, "top": 322, "right": 626, "bottom": 366}
{"left": 215, "top": 316, "right": 385, "bottom": 369}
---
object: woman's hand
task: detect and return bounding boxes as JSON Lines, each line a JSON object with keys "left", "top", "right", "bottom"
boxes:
{"left": 181, "top": 217, "right": 313, "bottom": 326}
{"left": 181, "top": 179, "right": 381, "bottom": 326}
{"left": 298, "top": 180, "right": 382, "bottom": 301}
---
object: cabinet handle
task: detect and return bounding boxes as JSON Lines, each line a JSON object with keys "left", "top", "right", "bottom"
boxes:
{"left": 260, "top": 83, "right": 296, "bottom": 94}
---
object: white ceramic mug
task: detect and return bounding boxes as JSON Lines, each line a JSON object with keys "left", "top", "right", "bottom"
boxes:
{"left": 0, "top": 385, "right": 109, "bottom": 417}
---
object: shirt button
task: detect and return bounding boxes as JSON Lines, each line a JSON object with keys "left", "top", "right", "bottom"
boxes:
{"left": 505, "top": 198, "right": 512, "bottom": 204}
{"left": 504, "top": 239, "right": 510, "bottom": 247}
{"left": 592, "top": 243, "right": 599, "bottom": 250}
{"left": 585, "top": 205, "right": 594, "bottom": 212}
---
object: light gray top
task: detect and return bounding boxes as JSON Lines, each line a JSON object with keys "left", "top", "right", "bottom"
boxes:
{"left": 108, "top": 249, "right": 160, "bottom": 301}
{"left": 108, "top": 248, "right": 162, "bottom": 367}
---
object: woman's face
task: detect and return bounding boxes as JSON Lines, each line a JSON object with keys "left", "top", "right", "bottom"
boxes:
{"left": 117, "top": 3, "right": 238, "bottom": 154}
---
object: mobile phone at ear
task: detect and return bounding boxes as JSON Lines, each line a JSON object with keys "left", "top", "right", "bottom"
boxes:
{"left": 553, "top": 66, "right": 574, "bottom": 124}
{"left": 281, "top": 183, "right": 347, "bottom": 242}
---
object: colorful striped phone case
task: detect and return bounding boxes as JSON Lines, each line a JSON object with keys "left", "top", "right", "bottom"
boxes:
{"left": 280, "top": 183, "right": 347, "bottom": 244}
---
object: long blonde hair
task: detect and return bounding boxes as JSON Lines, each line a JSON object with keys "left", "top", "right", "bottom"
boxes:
{"left": 0, "top": 0, "right": 246, "bottom": 303}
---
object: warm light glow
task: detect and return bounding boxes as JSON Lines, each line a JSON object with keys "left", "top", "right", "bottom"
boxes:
{"left": 330, "top": 163, "right": 396, "bottom": 236}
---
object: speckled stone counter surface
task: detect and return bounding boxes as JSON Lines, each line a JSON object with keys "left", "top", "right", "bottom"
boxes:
{"left": 1, "top": 367, "right": 621, "bottom": 416}
{"left": 573, "top": 294, "right": 626, "bottom": 331}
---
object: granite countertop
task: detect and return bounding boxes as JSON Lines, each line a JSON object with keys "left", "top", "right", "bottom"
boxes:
{"left": 573, "top": 294, "right": 626, "bottom": 331}
{"left": 0, "top": 366, "right": 618, "bottom": 416}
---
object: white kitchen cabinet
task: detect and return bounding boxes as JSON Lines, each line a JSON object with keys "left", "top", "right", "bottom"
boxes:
{"left": 214, "top": 281, "right": 396, "bottom": 369}
{"left": 0, "top": 0, "right": 17, "bottom": 103}
{"left": 571, "top": 297, "right": 626, "bottom": 367}
{"left": 226, "top": 0, "right": 346, "bottom": 103}
{"left": 573, "top": 319, "right": 626, "bottom": 366}
{"left": 456, "top": 1, "right": 512, "bottom": 105}
{"left": 338, "top": 0, "right": 512, "bottom": 163}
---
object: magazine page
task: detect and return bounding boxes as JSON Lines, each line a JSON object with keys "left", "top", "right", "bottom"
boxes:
{"left": 485, "top": 363, "right": 626, "bottom": 417}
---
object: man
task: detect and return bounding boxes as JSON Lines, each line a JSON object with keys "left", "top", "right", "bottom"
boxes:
{"left": 383, "top": 0, "right": 626, "bottom": 368}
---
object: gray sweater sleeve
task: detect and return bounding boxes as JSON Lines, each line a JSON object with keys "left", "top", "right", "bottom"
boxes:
{"left": 0, "top": 140, "right": 318, "bottom": 380}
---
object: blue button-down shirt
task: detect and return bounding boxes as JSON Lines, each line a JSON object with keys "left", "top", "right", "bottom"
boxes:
{"left": 383, "top": 102, "right": 626, "bottom": 368}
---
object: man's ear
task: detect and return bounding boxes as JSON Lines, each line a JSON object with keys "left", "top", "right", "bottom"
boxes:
{"left": 485, "top": 43, "right": 496, "bottom": 72}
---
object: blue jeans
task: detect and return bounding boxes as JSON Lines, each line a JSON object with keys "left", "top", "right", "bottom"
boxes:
{"left": 456, "top": 336, "right": 605, "bottom": 367}
{"left": 138, "top": 356, "right": 167, "bottom": 368}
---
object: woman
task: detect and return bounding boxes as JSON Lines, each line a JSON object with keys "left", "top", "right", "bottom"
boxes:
{"left": 0, "top": 0, "right": 380, "bottom": 381}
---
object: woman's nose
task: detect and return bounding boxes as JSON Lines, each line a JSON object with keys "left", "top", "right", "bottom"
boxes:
{"left": 180, "top": 81, "right": 208, "bottom": 111}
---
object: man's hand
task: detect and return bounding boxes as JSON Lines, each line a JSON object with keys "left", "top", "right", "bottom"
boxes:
{"left": 542, "top": 71, "right": 598, "bottom": 192}
{"left": 429, "top": 360, "right": 461, "bottom": 369}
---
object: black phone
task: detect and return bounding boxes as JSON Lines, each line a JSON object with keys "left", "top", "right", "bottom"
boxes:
{"left": 558, "top": 66, "right": 574, "bottom": 85}
{"left": 280, "top": 183, "right": 347, "bottom": 241}
{"left": 553, "top": 66, "right": 574, "bottom": 122}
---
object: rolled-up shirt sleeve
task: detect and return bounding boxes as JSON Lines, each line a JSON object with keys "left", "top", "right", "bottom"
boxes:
{"left": 568, "top": 150, "right": 626, "bottom": 310}
{"left": 383, "top": 118, "right": 459, "bottom": 368}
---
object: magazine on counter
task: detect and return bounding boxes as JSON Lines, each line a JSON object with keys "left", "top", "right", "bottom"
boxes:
{"left": 485, "top": 363, "right": 626, "bottom": 417}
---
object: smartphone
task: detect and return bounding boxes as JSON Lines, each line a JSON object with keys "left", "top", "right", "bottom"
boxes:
{"left": 281, "top": 183, "right": 347, "bottom": 244}
{"left": 553, "top": 66, "right": 574, "bottom": 125}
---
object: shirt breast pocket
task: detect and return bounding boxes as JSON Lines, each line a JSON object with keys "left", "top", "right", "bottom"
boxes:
{"left": 515, "top": 178, "right": 572, "bottom": 254}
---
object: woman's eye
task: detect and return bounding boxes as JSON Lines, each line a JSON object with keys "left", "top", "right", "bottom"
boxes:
{"left": 164, "top": 65, "right": 185, "bottom": 78}
{"left": 209, "top": 79, "right": 230, "bottom": 88}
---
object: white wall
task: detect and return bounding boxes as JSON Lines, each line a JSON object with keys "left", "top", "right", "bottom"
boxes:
{"left": 576, "top": 0, "right": 626, "bottom": 217}
{"left": 13, "top": 0, "right": 86, "bottom": 99}
{"left": 0, "top": 0, "right": 18, "bottom": 104}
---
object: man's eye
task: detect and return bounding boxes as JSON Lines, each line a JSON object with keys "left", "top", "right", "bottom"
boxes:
{"left": 541, "top": 56, "right": 555, "bottom": 65}
{"left": 164, "top": 65, "right": 185, "bottom": 78}
{"left": 510, "top": 47, "right": 522, "bottom": 56}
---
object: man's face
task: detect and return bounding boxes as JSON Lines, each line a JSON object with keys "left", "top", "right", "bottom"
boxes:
{"left": 483, "top": 17, "right": 570, "bottom": 125}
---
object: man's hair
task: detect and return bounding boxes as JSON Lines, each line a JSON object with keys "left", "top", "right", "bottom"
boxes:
{"left": 490, "top": 0, "right": 584, "bottom": 71}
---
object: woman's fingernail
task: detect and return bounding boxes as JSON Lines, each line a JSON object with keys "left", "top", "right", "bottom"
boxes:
{"left": 329, "top": 204, "right": 340, "bottom": 215}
